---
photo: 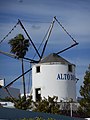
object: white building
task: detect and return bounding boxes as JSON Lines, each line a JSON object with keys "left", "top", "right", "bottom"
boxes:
{"left": 32, "top": 53, "right": 76, "bottom": 101}
{"left": 0, "top": 79, "right": 5, "bottom": 86}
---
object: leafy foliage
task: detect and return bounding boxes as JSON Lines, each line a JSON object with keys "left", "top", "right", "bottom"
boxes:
{"left": 78, "top": 64, "right": 90, "bottom": 117}
{"left": 8, "top": 34, "right": 30, "bottom": 58}
{"left": 2, "top": 96, "right": 61, "bottom": 114}
{"left": 33, "top": 96, "right": 61, "bottom": 114}
{"left": 2, "top": 95, "right": 33, "bottom": 110}
{"left": 14, "top": 95, "right": 32, "bottom": 110}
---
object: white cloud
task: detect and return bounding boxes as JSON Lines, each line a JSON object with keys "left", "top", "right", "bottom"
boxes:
{"left": 0, "top": 0, "right": 90, "bottom": 38}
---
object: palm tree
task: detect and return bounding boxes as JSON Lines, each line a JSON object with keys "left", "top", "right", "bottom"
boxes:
{"left": 8, "top": 34, "right": 30, "bottom": 99}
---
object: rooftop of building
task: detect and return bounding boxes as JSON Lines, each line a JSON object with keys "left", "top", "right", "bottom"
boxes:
{"left": 39, "top": 53, "right": 72, "bottom": 64}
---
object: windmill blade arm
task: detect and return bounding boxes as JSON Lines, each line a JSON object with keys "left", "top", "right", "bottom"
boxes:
{"left": 23, "top": 57, "right": 39, "bottom": 63}
{"left": 0, "top": 50, "right": 39, "bottom": 63}
{"left": 0, "top": 21, "right": 19, "bottom": 44}
{"left": 40, "top": 17, "right": 55, "bottom": 59}
{"left": 54, "top": 16, "right": 77, "bottom": 43}
{"left": 56, "top": 42, "right": 79, "bottom": 55}
{"left": 0, "top": 50, "right": 18, "bottom": 59}
{"left": 5, "top": 68, "right": 32, "bottom": 88}
{"left": 18, "top": 19, "right": 41, "bottom": 59}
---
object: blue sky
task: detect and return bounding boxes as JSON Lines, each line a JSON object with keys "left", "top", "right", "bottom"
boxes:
{"left": 0, "top": 0, "right": 90, "bottom": 97}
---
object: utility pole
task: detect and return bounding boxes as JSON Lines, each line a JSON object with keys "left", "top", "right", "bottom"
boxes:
{"left": 70, "top": 103, "right": 73, "bottom": 117}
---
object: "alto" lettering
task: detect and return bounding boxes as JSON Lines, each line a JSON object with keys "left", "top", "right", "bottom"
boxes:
{"left": 57, "top": 73, "right": 75, "bottom": 81}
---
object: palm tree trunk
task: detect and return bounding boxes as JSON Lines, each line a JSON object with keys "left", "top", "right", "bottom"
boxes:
{"left": 21, "top": 59, "right": 26, "bottom": 100}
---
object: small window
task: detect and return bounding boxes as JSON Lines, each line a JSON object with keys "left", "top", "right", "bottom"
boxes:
{"left": 68, "top": 64, "right": 72, "bottom": 72}
{"left": 36, "top": 66, "right": 40, "bottom": 73}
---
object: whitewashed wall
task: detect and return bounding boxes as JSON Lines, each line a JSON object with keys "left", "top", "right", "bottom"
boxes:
{"left": 32, "top": 62, "right": 76, "bottom": 101}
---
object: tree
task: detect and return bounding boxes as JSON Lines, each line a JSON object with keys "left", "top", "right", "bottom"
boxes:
{"left": 14, "top": 95, "right": 32, "bottom": 110}
{"left": 8, "top": 34, "right": 30, "bottom": 99}
{"left": 33, "top": 96, "right": 61, "bottom": 114}
{"left": 1, "top": 95, "right": 32, "bottom": 110}
{"left": 78, "top": 64, "right": 90, "bottom": 117}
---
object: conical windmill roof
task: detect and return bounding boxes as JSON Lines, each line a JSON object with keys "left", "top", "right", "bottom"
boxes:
{"left": 39, "top": 53, "right": 71, "bottom": 64}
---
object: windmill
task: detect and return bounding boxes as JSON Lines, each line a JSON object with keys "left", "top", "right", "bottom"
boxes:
{"left": 0, "top": 16, "right": 79, "bottom": 100}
